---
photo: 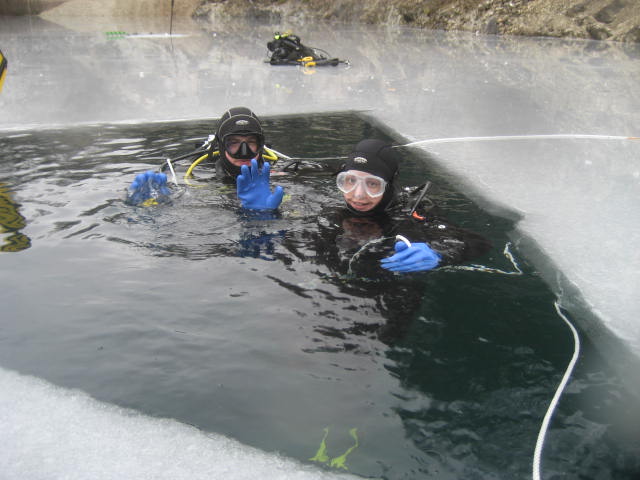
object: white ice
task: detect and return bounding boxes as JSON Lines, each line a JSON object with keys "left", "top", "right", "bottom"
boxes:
{"left": 0, "top": 368, "right": 358, "bottom": 480}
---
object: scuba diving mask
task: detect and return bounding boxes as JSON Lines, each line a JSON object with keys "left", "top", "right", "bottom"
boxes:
{"left": 223, "top": 135, "right": 261, "bottom": 160}
{"left": 337, "top": 171, "right": 387, "bottom": 197}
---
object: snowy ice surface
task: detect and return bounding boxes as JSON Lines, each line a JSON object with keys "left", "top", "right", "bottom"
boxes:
{"left": 0, "top": 368, "right": 359, "bottom": 480}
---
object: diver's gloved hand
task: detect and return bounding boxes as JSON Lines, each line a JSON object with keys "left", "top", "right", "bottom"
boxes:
{"left": 237, "top": 159, "right": 284, "bottom": 210}
{"left": 126, "top": 171, "right": 170, "bottom": 206}
{"left": 380, "top": 241, "right": 441, "bottom": 272}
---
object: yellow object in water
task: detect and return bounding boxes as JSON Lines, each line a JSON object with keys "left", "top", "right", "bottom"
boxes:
{"left": 309, "top": 427, "right": 330, "bottom": 463}
{"left": 309, "top": 427, "right": 359, "bottom": 470}
{"left": 0, "top": 183, "right": 31, "bottom": 252}
{"left": 0, "top": 49, "right": 7, "bottom": 93}
{"left": 329, "top": 428, "right": 359, "bottom": 470}
{"left": 141, "top": 198, "right": 159, "bottom": 207}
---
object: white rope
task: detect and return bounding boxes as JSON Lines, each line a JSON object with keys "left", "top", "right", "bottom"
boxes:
{"left": 254, "top": 133, "right": 638, "bottom": 165}
{"left": 274, "top": 134, "right": 637, "bottom": 164}
{"left": 400, "top": 134, "right": 638, "bottom": 148}
{"left": 532, "top": 300, "right": 581, "bottom": 480}
{"left": 443, "top": 242, "right": 523, "bottom": 275}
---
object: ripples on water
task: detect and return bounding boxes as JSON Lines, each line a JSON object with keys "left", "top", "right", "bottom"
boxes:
{"left": 0, "top": 113, "right": 638, "bottom": 479}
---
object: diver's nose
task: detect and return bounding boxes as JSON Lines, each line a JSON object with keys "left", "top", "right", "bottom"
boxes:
{"left": 352, "top": 182, "right": 367, "bottom": 198}
{"left": 239, "top": 142, "right": 251, "bottom": 157}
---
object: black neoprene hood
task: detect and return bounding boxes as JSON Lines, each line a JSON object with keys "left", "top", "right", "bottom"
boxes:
{"left": 343, "top": 139, "right": 399, "bottom": 182}
{"left": 216, "top": 107, "right": 264, "bottom": 146}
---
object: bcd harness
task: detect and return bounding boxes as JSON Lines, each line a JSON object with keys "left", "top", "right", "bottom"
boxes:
{"left": 266, "top": 32, "right": 348, "bottom": 67}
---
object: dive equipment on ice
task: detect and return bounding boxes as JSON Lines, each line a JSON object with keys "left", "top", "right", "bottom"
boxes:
{"left": 266, "top": 32, "right": 347, "bottom": 67}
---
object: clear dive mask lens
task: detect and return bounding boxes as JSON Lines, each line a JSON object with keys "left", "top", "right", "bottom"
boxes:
{"left": 336, "top": 172, "right": 387, "bottom": 197}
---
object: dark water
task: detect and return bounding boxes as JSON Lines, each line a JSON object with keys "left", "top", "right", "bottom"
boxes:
{"left": 1, "top": 113, "right": 639, "bottom": 479}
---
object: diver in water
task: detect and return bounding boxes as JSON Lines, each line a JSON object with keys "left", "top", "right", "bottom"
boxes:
{"left": 266, "top": 138, "right": 494, "bottom": 345}
{"left": 210, "top": 106, "right": 268, "bottom": 180}
{"left": 301, "top": 138, "right": 492, "bottom": 343}
{"left": 126, "top": 106, "right": 283, "bottom": 211}
{"left": 324, "top": 138, "right": 491, "bottom": 274}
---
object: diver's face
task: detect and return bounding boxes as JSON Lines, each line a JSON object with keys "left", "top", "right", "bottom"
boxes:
{"left": 340, "top": 170, "right": 385, "bottom": 213}
{"left": 224, "top": 134, "right": 260, "bottom": 167}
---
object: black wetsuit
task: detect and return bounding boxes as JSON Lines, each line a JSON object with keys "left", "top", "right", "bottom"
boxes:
{"left": 157, "top": 154, "right": 493, "bottom": 343}
{"left": 270, "top": 187, "right": 493, "bottom": 344}
{"left": 313, "top": 188, "right": 491, "bottom": 277}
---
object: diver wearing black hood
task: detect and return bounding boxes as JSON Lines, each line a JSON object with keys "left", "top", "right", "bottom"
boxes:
{"left": 339, "top": 139, "right": 399, "bottom": 216}
{"left": 326, "top": 139, "right": 491, "bottom": 273}
{"left": 126, "top": 106, "right": 284, "bottom": 211}
{"left": 212, "top": 107, "right": 266, "bottom": 180}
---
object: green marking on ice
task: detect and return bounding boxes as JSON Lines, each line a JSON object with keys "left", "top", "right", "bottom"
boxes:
{"left": 105, "top": 31, "right": 127, "bottom": 39}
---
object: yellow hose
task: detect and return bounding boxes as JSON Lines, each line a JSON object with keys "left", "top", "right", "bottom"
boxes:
{"left": 184, "top": 148, "right": 279, "bottom": 180}
{"left": 263, "top": 147, "right": 279, "bottom": 162}
{"left": 184, "top": 152, "right": 211, "bottom": 179}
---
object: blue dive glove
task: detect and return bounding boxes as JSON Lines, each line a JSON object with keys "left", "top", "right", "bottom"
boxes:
{"left": 236, "top": 158, "right": 284, "bottom": 210}
{"left": 380, "top": 240, "right": 441, "bottom": 272}
{"left": 126, "top": 171, "right": 170, "bottom": 206}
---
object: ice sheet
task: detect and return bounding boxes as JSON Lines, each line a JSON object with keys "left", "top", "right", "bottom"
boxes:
{"left": 0, "top": 368, "right": 358, "bottom": 480}
{"left": 414, "top": 138, "right": 640, "bottom": 351}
